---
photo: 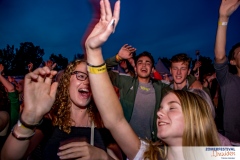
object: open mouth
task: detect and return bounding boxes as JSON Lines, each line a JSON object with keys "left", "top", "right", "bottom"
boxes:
{"left": 78, "top": 88, "right": 90, "bottom": 98}
{"left": 141, "top": 68, "right": 147, "bottom": 73}
{"left": 158, "top": 121, "right": 168, "bottom": 126}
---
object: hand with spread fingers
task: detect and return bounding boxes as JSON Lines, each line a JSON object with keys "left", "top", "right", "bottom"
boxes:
{"left": 117, "top": 44, "right": 136, "bottom": 60}
{"left": 58, "top": 141, "right": 109, "bottom": 160}
{"left": 219, "top": 0, "right": 240, "bottom": 17}
{"left": 22, "top": 66, "right": 58, "bottom": 124}
{"left": 85, "top": 0, "right": 120, "bottom": 51}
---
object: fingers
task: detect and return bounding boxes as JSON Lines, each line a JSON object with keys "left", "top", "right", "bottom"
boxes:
{"left": 122, "top": 44, "right": 129, "bottom": 48}
{"left": 58, "top": 148, "right": 84, "bottom": 159}
{"left": 51, "top": 63, "right": 57, "bottom": 70}
{"left": 113, "top": 0, "right": 120, "bottom": 30}
{"left": 104, "top": 0, "right": 112, "bottom": 21}
{"left": 59, "top": 141, "right": 88, "bottom": 150}
{"left": 24, "top": 67, "right": 55, "bottom": 84}
{"left": 100, "top": 0, "right": 105, "bottom": 21}
{"left": 124, "top": 44, "right": 136, "bottom": 52}
{"left": 102, "top": 0, "right": 120, "bottom": 31}
{"left": 35, "top": 67, "right": 51, "bottom": 82}
{"left": 45, "top": 70, "right": 57, "bottom": 85}
{"left": 50, "top": 82, "right": 58, "bottom": 99}
{"left": 129, "top": 47, "right": 136, "bottom": 53}
{"left": 24, "top": 69, "right": 40, "bottom": 85}
{"left": 58, "top": 142, "right": 89, "bottom": 159}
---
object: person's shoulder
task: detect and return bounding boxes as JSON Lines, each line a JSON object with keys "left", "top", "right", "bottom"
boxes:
{"left": 152, "top": 79, "right": 170, "bottom": 88}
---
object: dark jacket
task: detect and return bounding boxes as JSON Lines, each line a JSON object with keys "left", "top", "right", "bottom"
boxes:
{"left": 106, "top": 56, "right": 168, "bottom": 141}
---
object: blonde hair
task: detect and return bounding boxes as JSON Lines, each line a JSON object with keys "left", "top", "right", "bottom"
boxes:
{"left": 173, "top": 90, "right": 220, "bottom": 146}
{"left": 144, "top": 90, "right": 220, "bottom": 159}
{"left": 51, "top": 59, "right": 103, "bottom": 133}
{"left": 188, "top": 89, "right": 216, "bottom": 118}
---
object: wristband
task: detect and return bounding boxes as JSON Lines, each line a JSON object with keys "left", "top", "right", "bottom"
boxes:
{"left": 116, "top": 54, "right": 123, "bottom": 62}
{"left": 11, "top": 125, "right": 35, "bottom": 140}
{"left": 218, "top": 21, "right": 228, "bottom": 26}
{"left": 87, "top": 62, "right": 105, "bottom": 67}
{"left": 19, "top": 112, "right": 43, "bottom": 130}
{"left": 87, "top": 63, "right": 107, "bottom": 74}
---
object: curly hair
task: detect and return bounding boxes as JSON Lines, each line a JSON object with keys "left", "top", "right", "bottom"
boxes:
{"left": 51, "top": 59, "right": 103, "bottom": 134}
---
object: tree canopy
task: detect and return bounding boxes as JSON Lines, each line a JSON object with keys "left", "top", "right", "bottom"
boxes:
{"left": 0, "top": 42, "right": 70, "bottom": 76}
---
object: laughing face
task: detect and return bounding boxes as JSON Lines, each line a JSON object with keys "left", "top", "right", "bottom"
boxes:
{"left": 157, "top": 92, "right": 184, "bottom": 146}
{"left": 69, "top": 62, "right": 92, "bottom": 109}
{"left": 135, "top": 56, "right": 153, "bottom": 79}
{"left": 170, "top": 62, "right": 190, "bottom": 87}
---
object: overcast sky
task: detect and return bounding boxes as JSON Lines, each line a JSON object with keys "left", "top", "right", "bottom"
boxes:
{"left": 0, "top": 0, "right": 240, "bottom": 62}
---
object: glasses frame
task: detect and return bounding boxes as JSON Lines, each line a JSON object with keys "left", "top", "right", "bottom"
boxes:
{"left": 71, "top": 71, "right": 88, "bottom": 81}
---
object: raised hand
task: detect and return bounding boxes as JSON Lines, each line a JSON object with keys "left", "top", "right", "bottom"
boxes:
{"left": 58, "top": 141, "right": 109, "bottom": 160}
{"left": 45, "top": 60, "right": 57, "bottom": 70}
{"left": 118, "top": 44, "right": 136, "bottom": 59}
{"left": 28, "top": 62, "right": 33, "bottom": 72}
{"left": 85, "top": 0, "right": 120, "bottom": 50}
{"left": 193, "top": 61, "right": 202, "bottom": 71}
{"left": 22, "top": 67, "right": 58, "bottom": 125}
{"left": 219, "top": 0, "right": 240, "bottom": 17}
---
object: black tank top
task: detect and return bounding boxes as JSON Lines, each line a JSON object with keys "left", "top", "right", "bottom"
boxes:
{"left": 43, "top": 126, "right": 107, "bottom": 160}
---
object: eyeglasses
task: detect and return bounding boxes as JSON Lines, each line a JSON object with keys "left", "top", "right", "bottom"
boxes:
{"left": 71, "top": 71, "right": 88, "bottom": 81}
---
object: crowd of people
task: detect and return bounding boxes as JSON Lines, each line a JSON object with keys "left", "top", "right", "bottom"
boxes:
{"left": 0, "top": 0, "right": 240, "bottom": 159}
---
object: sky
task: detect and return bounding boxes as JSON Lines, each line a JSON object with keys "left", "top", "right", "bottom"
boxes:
{"left": 0, "top": 0, "right": 240, "bottom": 63}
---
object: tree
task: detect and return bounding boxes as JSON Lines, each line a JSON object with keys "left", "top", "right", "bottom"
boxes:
{"left": 11, "top": 42, "right": 44, "bottom": 76}
{"left": 0, "top": 45, "right": 15, "bottom": 75}
{"left": 49, "top": 53, "right": 68, "bottom": 71}
{"left": 73, "top": 53, "right": 84, "bottom": 61}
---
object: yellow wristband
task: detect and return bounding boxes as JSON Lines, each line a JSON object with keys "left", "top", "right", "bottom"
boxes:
{"left": 87, "top": 63, "right": 107, "bottom": 74}
{"left": 116, "top": 54, "right": 123, "bottom": 62}
{"left": 18, "top": 120, "right": 27, "bottom": 129}
{"left": 218, "top": 21, "right": 228, "bottom": 26}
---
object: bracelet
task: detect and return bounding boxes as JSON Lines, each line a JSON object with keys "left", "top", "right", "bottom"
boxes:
{"left": 87, "top": 63, "right": 107, "bottom": 74}
{"left": 11, "top": 125, "right": 35, "bottom": 140}
{"left": 19, "top": 112, "right": 43, "bottom": 130}
{"left": 116, "top": 54, "right": 123, "bottom": 62}
{"left": 87, "top": 62, "right": 105, "bottom": 67}
{"left": 218, "top": 21, "right": 228, "bottom": 26}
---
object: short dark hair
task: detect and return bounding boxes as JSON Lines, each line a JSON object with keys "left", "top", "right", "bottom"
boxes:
{"left": 170, "top": 53, "right": 191, "bottom": 68}
{"left": 228, "top": 42, "right": 240, "bottom": 61}
{"left": 134, "top": 51, "right": 155, "bottom": 67}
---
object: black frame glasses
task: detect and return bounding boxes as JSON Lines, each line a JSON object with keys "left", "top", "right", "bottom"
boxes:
{"left": 71, "top": 71, "right": 88, "bottom": 81}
